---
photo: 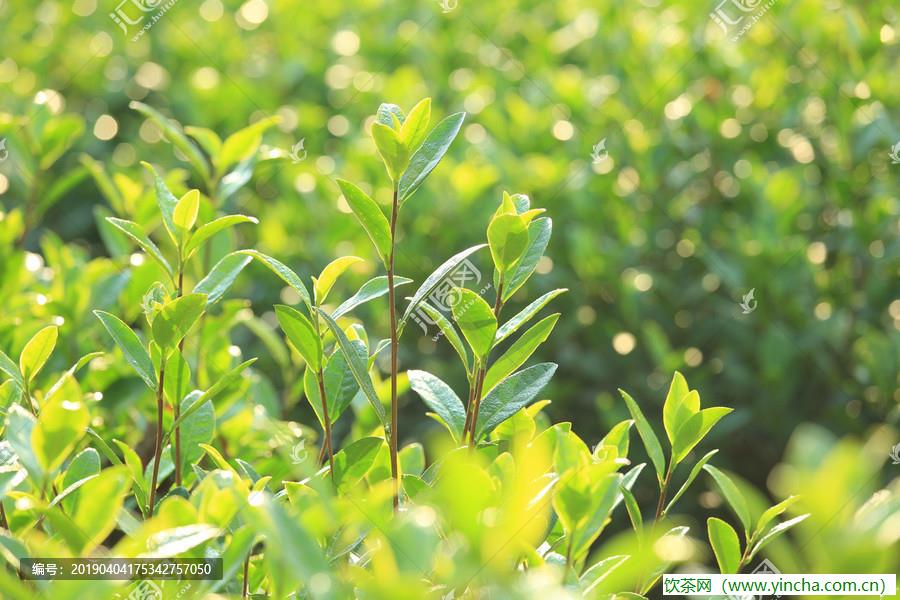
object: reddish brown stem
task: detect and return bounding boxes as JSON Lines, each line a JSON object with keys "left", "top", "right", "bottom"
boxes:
{"left": 148, "top": 365, "right": 166, "bottom": 517}
{"left": 387, "top": 186, "right": 400, "bottom": 509}
{"left": 316, "top": 371, "right": 335, "bottom": 478}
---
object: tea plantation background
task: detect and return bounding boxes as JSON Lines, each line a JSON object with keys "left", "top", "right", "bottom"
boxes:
{"left": 1, "top": 0, "right": 898, "bottom": 511}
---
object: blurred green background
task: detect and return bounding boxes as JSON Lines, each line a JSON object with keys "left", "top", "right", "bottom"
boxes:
{"left": 0, "top": 0, "right": 897, "bottom": 493}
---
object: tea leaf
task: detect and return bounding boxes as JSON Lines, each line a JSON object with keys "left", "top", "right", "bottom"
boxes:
{"left": 495, "top": 288, "right": 567, "bottom": 343}
{"left": 597, "top": 419, "right": 634, "bottom": 459}
{"left": 32, "top": 396, "right": 88, "bottom": 474}
{"left": 130, "top": 102, "right": 210, "bottom": 181}
{"left": 141, "top": 161, "right": 180, "bottom": 245}
{"left": 217, "top": 118, "right": 279, "bottom": 173}
{"left": 483, "top": 313, "right": 559, "bottom": 394}
{"left": 315, "top": 256, "right": 363, "bottom": 304}
{"left": 451, "top": 289, "right": 497, "bottom": 360}
{"left": 19, "top": 325, "right": 57, "bottom": 384}
{"left": 335, "top": 179, "right": 392, "bottom": 266}
{"left": 408, "top": 370, "right": 466, "bottom": 442}
{"left": 754, "top": 495, "right": 800, "bottom": 538}
{"left": 703, "top": 464, "right": 751, "bottom": 536}
{"left": 399, "top": 98, "right": 431, "bottom": 150}
{"left": 399, "top": 243, "right": 487, "bottom": 331}
{"left": 176, "top": 390, "right": 216, "bottom": 475}
{"left": 173, "top": 188, "right": 200, "bottom": 233}
{"left": 333, "top": 437, "right": 384, "bottom": 490}
{"left": 304, "top": 343, "right": 363, "bottom": 425}
{"left": 662, "top": 372, "right": 693, "bottom": 443}
{"left": 487, "top": 213, "right": 530, "bottom": 274}
{"left": 275, "top": 305, "right": 322, "bottom": 371}
{"left": 333, "top": 275, "right": 412, "bottom": 319}
{"left": 416, "top": 301, "right": 471, "bottom": 375}
{"left": 113, "top": 439, "right": 148, "bottom": 514}
{"left": 194, "top": 251, "right": 253, "bottom": 304}
{"left": 502, "top": 217, "right": 552, "bottom": 302}
{"left": 371, "top": 122, "right": 408, "bottom": 181}
{"left": 318, "top": 311, "right": 388, "bottom": 428}
{"left": 474, "top": 362, "right": 557, "bottom": 441}
{"left": 707, "top": 517, "right": 741, "bottom": 574}
{"left": 151, "top": 293, "right": 208, "bottom": 351}
{"left": 670, "top": 406, "right": 731, "bottom": 465}
{"left": 398, "top": 112, "right": 466, "bottom": 203}
{"left": 59, "top": 448, "right": 100, "bottom": 514}
{"left": 71, "top": 466, "right": 131, "bottom": 554}
{"left": 748, "top": 513, "right": 810, "bottom": 560}
{"left": 184, "top": 125, "right": 222, "bottom": 157}
{"left": 376, "top": 103, "right": 405, "bottom": 127}
{"left": 94, "top": 311, "right": 156, "bottom": 390}
{"left": 239, "top": 250, "right": 311, "bottom": 307}
{"left": 618, "top": 389, "right": 666, "bottom": 483}
{"left": 171, "top": 359, "right": 256, "bottom": 431}
{"left": 0, "top": 350, "right": 24, "bottom": 390}
{"left": 185, "top": 215, "right": 258, "bottom": 259}
{"left": 105, "top": 218, "right": 173, "bottom": 277}
{"left": 665, "top": 449, "right": 718, "bottom": 515}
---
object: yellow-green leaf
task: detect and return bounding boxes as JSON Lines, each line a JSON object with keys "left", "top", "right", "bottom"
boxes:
{"left": 314, "top": 256, "right": 363, "bottom": 304}
{"left": 32, "top": 396, "right": 89, "bottom": 475}
{"left": 173, "top": 189, "right": 200, "bottom": 232}
{"left": 399, "top": 97, "right": 431, "bottom": 150}
{"left": 19, "top": 326, "right": 58, "bottom": 384}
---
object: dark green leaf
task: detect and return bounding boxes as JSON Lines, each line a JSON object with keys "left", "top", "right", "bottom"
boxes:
{"left": 94, "top": 311, "right": 156, "bottom": 390}
{"left": 275, "top": 305, "right": 322, "bottom": 371}
{"left": 318, "top": 311, "right": 388, "bottom": 428}
{"left": 398, "top": 112, "right": 466, "bottom": 203}
{"left": 336, "top": 179, "right": 392, "bottom": 266}
{"left": 618, "top": 389, "right": 666, "bottom": 483}
{"left": 130, "top": 102, "right": 211, "bottom": 181}
{"left": 105, "top": 218, "right": 173, "bottom": 277}
{"left": 408, "top": 370, "right": 466, "bottom": 442}
{"left": 503, "top": 217, "right": 552, "bottom": 302}
{"left": 333, "top": 275, "right": 412, "bottom": 320}
{"left": 474, "top": 362, "right": 557, "bottom": 441}
{"left": 194, "top": 251, "right": 253, "bottom": 304}
{"left": 398, "top": 244, "right": 487, "bottom": 332}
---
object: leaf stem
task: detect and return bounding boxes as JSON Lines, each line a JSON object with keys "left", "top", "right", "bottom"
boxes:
{"left": 655, "top": 463, "right": 674, "bottom": 521}
{"left": 242, "top": 551, "right": 250, "bottom": 598}
{"left": 466, "top": 280, "right": 504, "bottom": 447}
{"left": 174, "top": 264, "right": 185, "bottom": 487}
{"left": 387, "top": 185, "right": 400, "bottom": 509}
{"left": 316, "top": 370, "right": 335, "bottom": 480}
{"left": 148, "top": 365, "right": 166, "bottom": 517}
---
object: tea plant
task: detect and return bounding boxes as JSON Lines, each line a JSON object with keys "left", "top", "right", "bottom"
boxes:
{"left": 0, "top": 99, "right": 896, "bottom": 600}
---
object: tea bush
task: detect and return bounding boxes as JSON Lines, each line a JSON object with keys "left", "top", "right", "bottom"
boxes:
{"left": 0, "top": 97, "right": 896, "bottom": 599}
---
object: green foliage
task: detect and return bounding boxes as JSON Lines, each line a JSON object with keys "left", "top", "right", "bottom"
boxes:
{"left": 0, "top": 58, "right": 895, "bottom": 599}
